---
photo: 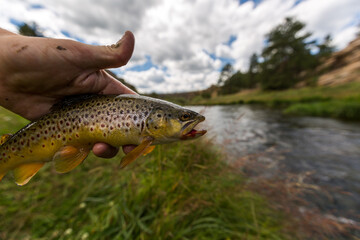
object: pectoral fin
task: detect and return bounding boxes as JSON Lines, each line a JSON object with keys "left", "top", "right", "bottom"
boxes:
{"left": 0, "top": 134, "right": 12, "bottom": 145}
{"left": 120, "top": 137, "right": 154, "bottom": 169}
{"left": 53, "top": 146, "right": 89, "bottom": 173}
{"left": 13, "top": 163, "right": 45, "bottom": 186}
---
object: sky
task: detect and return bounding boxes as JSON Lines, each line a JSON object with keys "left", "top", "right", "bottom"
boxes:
{"left": 1, "top": 0, "right": 359, "bottom": 93}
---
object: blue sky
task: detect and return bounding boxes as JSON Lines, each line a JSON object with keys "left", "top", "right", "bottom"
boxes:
{"left": 1, "top": 0, "right": 359, "bottom": 93}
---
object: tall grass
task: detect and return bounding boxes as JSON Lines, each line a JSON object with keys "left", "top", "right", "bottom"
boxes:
{"left": 0, "top": 107, "right": 287, "bottom": 240}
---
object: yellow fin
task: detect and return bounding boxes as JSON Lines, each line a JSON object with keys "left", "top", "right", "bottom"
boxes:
{"left": 0, "top": 172, "right": 6, "bottom": 182}
{"left": 0, "top": 134, "right": 12, "bottom": 145}
{"left": 53, "top": 146, "right": 89, "bottom": 173}
{"left": 142, "top": 146, "right": 155, "bottom": 156}
{"left": 120, "top": 137, "right": 154, "bottom": 169}
{"left": 13, "top": 163, "right": 44, "bottom": 186}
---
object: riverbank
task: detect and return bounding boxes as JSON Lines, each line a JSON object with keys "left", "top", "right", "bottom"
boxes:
{"left": 189, "top": 82, "right": 360, "bottom": 120}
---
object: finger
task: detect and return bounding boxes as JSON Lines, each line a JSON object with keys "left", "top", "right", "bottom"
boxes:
{"left": 93, "top": 143, "right": 119, "bottom": 158}
{"left": 86, "top": 31, "right": 135, "bottom": 69}
{"left": 100, "top": 71, "right": 137, "bottom": 95}
{"left": 122, "top": 145, "right": 137, "bottom": 154}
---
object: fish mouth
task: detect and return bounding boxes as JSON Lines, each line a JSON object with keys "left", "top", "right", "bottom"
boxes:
{"left": 180, "top": 115, "right": 207, "bottom": 140}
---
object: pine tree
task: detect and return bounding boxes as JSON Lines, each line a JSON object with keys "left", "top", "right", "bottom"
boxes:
{"left": 260, "top": 17, "right": 317, "bottom": 90}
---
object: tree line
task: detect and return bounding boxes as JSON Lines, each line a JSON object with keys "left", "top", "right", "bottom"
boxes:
{"left": 217, "top": 17, "right": 335, "bottom": 95}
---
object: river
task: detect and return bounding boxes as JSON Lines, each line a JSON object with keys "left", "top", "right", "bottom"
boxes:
{"left": 190, "top": 105, "right": 360, "bottom": 223}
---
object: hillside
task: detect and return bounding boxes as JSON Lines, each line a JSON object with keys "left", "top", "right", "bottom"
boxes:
{"left": 317, "top": 36, "right": 360, "bottom": 86}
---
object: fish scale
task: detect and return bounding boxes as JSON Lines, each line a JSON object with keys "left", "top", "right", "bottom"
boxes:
{"left": 0, "top": 94, "right": 206, "bottom": 185}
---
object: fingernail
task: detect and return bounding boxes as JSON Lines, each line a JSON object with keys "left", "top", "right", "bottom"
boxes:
{"left": 111, "top": 32, "right": 127, "bottom": 49}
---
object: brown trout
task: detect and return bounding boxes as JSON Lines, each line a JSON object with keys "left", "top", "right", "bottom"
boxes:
{"left": 0, "top": 94, "right": 206, "bottom": 185}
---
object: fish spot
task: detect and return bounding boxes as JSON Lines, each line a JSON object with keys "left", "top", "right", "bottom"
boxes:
{"left": 42, "top": 144, "right": 45, "bottom": 148}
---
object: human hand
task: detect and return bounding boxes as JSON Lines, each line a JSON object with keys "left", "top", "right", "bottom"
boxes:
{"left": 0, "top": 28, "right": 136, "bottom": 157}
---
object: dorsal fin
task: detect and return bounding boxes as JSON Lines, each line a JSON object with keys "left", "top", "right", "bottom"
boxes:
{"left": 50, "top": 94, "right": 100, "bottom": 112}
{"left": 0, "top": 134, "right": 12, "bottom": 145}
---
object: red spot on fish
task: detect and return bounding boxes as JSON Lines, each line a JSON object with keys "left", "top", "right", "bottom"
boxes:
{"left": 42, "top": 145, "right": 45, "bottom": 148}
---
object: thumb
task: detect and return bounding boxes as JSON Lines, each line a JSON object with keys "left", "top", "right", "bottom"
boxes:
{"left": 84, "top": 31, "right": 135, "bottom": 69}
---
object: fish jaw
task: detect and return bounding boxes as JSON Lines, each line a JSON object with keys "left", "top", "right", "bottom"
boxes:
{"left": 180, "top": 115, "right": 207, "bottom": 140}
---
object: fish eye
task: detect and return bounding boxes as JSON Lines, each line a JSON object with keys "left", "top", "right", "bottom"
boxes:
{"left": 180, "top": 113, "right": 191, "bottom": 121}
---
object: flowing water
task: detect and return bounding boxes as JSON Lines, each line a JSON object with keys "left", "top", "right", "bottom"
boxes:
{"left": 190, "top": 105, "right": 360, "bottom": 222}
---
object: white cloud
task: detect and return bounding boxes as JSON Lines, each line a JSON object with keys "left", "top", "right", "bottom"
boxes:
{"left": 1, "top": 0, "right": 359, "bottom": 93}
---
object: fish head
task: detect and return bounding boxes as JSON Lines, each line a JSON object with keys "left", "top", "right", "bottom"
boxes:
{"left": 145, "top": 106, "right": 206, "bottom": 143}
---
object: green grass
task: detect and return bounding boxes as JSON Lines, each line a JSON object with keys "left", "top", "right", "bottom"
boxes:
{"left": 190, "top": 82, "right": 360, "bottom": 120}
{"left": 0, "top": 107, "right": 288, "bottom": 240}
{"left": 284, "top": 100, "right": 360, "bottom": 120}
